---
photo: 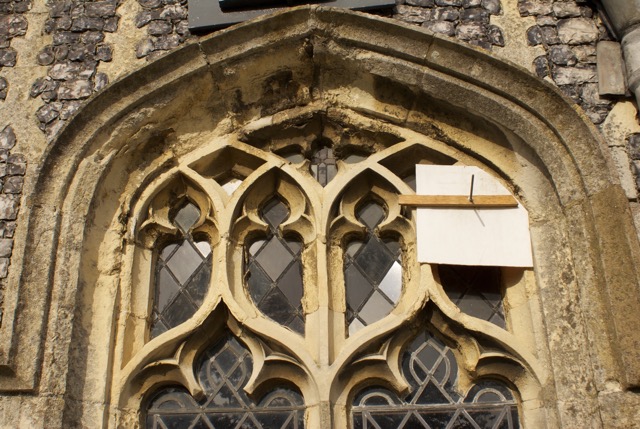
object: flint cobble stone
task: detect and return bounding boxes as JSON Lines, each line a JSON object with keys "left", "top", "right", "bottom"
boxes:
{"left": 0, "top": 238, "right": 11, "bottom": 258}
{"left": 519, "top": 0, "right": 614, "bottom": 125}
{"left": 136, "top": 0, "right": 191, "bottom": 60}
{"left": 0, "top": 77, "right": 6, "bottom": 100}
{"left": 0, "top": 1, "right": 29, "bottom": 101}
{"left": 395, "top": 0, "right": 504, "bottom": 50}
{"left": 407, "top": 0, "right": 435, "bottom": 6}
{"left": 557, "top": 17, "right": 599, "bottom": 44}
{"left": 34, "top": 1, "right": 120, "bottom": 138}
{"left": 423, "top": 20, "right": 456, "bottom": 36}
{"left": 0, "top": 125, "right": 25, "bottom": 288}
{"left": 0, "top": 126, "right": 15, "bottom": 151}
{"left": 549, "top": 45, "right": 578, "bottom": 66}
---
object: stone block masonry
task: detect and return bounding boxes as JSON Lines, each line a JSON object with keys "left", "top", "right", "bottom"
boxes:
{"left": 31, "top": 0, "right": 120, "bottom": 139}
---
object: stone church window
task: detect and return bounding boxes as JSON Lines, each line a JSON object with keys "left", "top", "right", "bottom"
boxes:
{"left": 9, "top": 7, "right": 639, "bottom": 429}
{"left": 120, "top": 117, "right": 534, "bottom": 429}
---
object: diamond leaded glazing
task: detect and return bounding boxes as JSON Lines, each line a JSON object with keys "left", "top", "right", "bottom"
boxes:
{"left": 345, "top": 201, "right": 402, "bottom": 335}
{"left": 351, "top": 330, "right": 520, "bottom": 428}
{"left": 439, "top": 265, "right": 506, "bottom": 328}
{"left": 146, "top": 335, "right": 306, "bottom": 428}
{"left": 151, "top": 202, "right": 212, "bottom": 339}
{"left": 245, "top": 196, "right": 305, "bottom": 333}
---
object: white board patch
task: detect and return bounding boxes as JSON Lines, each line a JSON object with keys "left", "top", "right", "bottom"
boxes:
{"left": 416, "top": 165, "right": 533, "bottom": 267}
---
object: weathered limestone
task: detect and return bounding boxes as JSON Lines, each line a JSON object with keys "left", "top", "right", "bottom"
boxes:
{"left": 596, "top": 41, "right": 626, "bottom": 95}
{"left": 0, "top": 2, "right": 637, "bottom": 429}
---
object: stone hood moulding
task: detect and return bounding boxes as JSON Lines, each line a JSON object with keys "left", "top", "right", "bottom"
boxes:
{"left": 0, "top": 5, "right": 639, "bottom": 429}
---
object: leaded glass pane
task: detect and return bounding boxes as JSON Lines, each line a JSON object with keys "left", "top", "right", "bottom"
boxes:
{"left": 439, "top": 265, "right": 506, "bottom": 329}
{"left": 174, "top": 202, "right": 200, "bottom": 232}
{"left": 309, "top": 144, "right": 337, "bottom": 186}
{"left": 345, "top": 201, "right": 402, "bottom": 335}
{"left": 150, "top": 202, "right": 212, "bottom": 339}
{"left": 351, "top": 330, "right": 520, "bottom": 429}
{"left": 357, "top": 202, "right": 385, "bottom": 230}
{"left": 245, "top": 196, "right": 305, "bottom": 334}
{"left": 147, "top": 335, "right": 306, "bottom": 429}
{"left": 262, "top": 197, "right": 290, "bottom": 228}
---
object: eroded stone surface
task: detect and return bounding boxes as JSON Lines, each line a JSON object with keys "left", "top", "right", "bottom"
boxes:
{"left": 0, "top": 4, "right": 636, "bottom": 429}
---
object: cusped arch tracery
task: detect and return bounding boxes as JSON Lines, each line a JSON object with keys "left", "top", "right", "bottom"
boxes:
{"left": 7, "top": 9, "right": 636, "bottom": 429}
{"left": 327, "top": 170, "right": 417, "bottom": 337}
{"left": 123, "top": 172, "right": 221, "bottom": 358}
{"left": 229, "top": 168, "right": 316, "bottom": 334}
{"left": 318, "top": 160, "right": 427, "bottom": 392}
{"left": 351, "top": 356, "right": 520, "bottom": 429}
{"left": 145, "top": 333, "right": 307, "bottom": 429}
{"left": 341, "top": 307, "right": 535, "bottom": 429}
{"left": 118, "top": 302, "right": 311, "bottom": 428}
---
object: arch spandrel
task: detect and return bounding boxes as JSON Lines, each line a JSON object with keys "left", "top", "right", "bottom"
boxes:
{"left": 0, "top": 6, "right": 637, "bottom": 429}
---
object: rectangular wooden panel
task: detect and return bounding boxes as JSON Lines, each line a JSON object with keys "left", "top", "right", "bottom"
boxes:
{"left": 399, "top": 194, "right": 518, "bottom": 208}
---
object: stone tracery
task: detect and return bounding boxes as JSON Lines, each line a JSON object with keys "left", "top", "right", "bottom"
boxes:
{"left": 114, "top": 108, "right": 539, "bottom": 427}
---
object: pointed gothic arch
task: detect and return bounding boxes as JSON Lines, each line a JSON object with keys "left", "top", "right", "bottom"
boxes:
{"left": 1, "top": 6, "right": 638, "bottom": 428}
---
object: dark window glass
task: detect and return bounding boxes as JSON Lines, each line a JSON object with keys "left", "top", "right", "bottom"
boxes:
{"left": 146, "top": 335, "right": 306, "bottom": 429}
{"left": 245, "top": 196, "right": 305, "bottom": 334}
{"left": 351, "top": 330, "right": 520, "bottom": 428}
{"left": 283, "top": 152, "right": 305, "bottom": 164}
{"left": 345, "top": 201, "right": 402, "bottom": 335}
{"left": 403, "top": 174, "right": 416, "bottom": 191}
{"left": 151, "top": 202, "right": 212, "bottom": 338}
{"left": 439, "top": 265, "right": 506, "bottom": 328}
{"left": 309, "top": 144, "right": 337, "bottom": 186}
{"left": 343, "top": 153, "right": 368, "bottom": 164}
